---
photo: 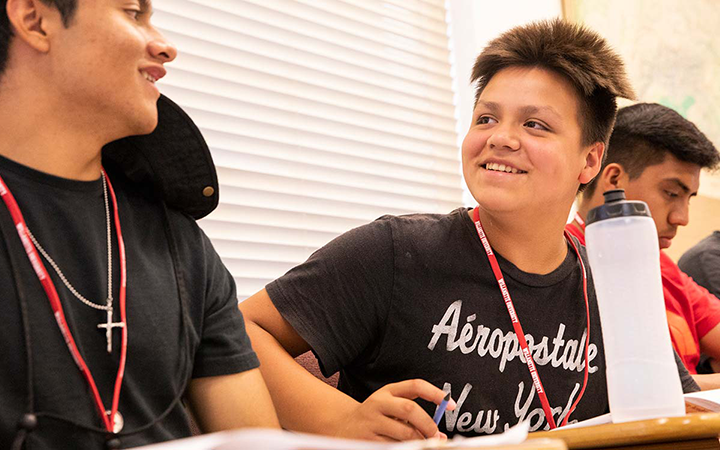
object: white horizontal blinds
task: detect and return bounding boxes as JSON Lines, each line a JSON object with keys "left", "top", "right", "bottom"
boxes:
{"left": 152, "top": 0, "right": 462, "bottom": 299}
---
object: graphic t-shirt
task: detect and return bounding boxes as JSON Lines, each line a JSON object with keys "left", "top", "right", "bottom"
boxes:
{"left": 269, "top": 209, "right": 608, "bottom": 435}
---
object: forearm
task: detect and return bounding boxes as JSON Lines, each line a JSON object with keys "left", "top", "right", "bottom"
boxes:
{"left": 187, "top": 368, "right": 280, "bottom": 432}
{"left": 692, "top": 373, "right": 720, "bottom": 391}
{"left": 245, "top": 321, "right": 359, "bottom": 435}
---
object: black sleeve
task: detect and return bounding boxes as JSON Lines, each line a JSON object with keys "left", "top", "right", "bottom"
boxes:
{"left": 266, "top": 218, "right": 395, "bottom": 377}
{"left": 192, "top": 232, "right": 260, "bottom": 378}
{"left": 674, "top": 348, "right": 701, "bottom": 393}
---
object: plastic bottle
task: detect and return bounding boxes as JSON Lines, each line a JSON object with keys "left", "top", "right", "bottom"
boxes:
{"left": 585, "top": 189, "right": 685, "bottom": 423}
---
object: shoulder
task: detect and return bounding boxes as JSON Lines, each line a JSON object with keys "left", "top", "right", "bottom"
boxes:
{"left": 374, "top": 207, "right": 471, "bottom": 242}
{"left": 680, "top": 232, "right": 720, "bottom": 265}
{"left": 110, "top": 171, "right": 212, "bottom": 266}
{"left": 324, "top": 208, "right": 470, "bottom": 254}
{"left": 660, "top": 251, "right": 684, "bottom": 283}
{"left": 112, "top": 170, "right": 203, "bottom": 233}
{"left": 376, "top": 208, "right": 469, "bottom": 227}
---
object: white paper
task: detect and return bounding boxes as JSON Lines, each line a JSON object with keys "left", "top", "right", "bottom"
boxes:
{"left": 553, "top": 413, "right": 612, "bottom": 430}
{"left": 552, "top": 388, "right": 720, "bottom": 431}
{"left": 134, "top": 422, "right": 530, "bottom": 450}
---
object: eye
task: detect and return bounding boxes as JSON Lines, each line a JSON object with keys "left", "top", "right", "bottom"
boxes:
{"left": 125, "top": 9, "right": 141, "bottom": 20}
{"left": 476, "top": 116, "right": 498, "bottom": 125}
{"left": 524, "top": 120, "right": 549, "bottom": 131}
{"left": 664, "top": 190, "right": 679, "bottom": 198}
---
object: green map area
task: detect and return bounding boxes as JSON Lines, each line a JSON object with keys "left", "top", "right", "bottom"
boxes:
{"left": 574, "top": 0, "right": 720, "bottom": 197}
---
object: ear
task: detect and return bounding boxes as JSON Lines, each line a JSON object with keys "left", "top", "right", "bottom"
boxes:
{"left": 578, "top": 141, "right": 604, "bottom": 184}
{"left": 5, "top": 0, "right": 62, "bottom": 53}
{"left": 596, "top": 163, "right": 630, "bottom": 193}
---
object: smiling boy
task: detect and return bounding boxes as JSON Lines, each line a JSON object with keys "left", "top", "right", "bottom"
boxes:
{"left": 238, "top": 19, "right": 700, "bottom": 440}
{"left": 0, "top": 0, "right": 278, "bottom": 448}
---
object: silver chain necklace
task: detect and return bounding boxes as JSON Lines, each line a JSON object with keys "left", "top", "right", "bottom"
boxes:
{"left": 26, "top": 173, "right": 124, "bottom": 353}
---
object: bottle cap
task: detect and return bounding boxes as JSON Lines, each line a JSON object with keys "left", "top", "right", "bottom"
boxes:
{"left": 586, "top": 189, "right": 651, "bottom": 225}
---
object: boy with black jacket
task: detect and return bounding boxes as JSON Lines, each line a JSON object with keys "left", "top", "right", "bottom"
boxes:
{"left": 0, "top": 1, "right": 278, "bottom": 448}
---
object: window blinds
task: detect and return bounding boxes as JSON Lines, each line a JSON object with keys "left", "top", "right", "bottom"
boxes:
{"left": 152, "top": 0, "right": 462, "bottom": 300}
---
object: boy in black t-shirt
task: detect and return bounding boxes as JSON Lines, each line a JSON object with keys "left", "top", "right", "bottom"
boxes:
{"left": 0, "top": 0, "right": 278, "bottom": 448}
{"left": 240, "top": 19, "right": 691, "bottom": 439}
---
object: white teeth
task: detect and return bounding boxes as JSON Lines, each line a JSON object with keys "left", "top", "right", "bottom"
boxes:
{"left": 484, "top": 162, "right": 523, "bottom": 174}
{"left": 141, "top": 71, "right": 157, "bottom": 83}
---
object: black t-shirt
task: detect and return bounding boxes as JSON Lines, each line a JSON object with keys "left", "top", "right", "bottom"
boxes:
{"left": 0, "top": 155, "right": 259, "bottom": 449}
{"left": 267, "top": 209, "right": 695, "bottom": 436}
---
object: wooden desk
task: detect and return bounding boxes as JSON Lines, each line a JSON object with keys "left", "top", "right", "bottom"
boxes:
{"left": 462, "top": 439, "right": 566, "bottom": 450}
{"left": 468, "top": 439, "right": 566, "bottom": 450}
{"left": 527, "top": 413, "right": 720, "bottom": 450}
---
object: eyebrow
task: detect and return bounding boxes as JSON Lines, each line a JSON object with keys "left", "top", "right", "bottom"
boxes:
{"left": 476, "top": 101, "right": 561, "bottom": 120}
{"left": 664, "top": 178, "right": 695, "bottom": 195}
{"left": 476, "top": 101, "right": 500, "bottom": 113}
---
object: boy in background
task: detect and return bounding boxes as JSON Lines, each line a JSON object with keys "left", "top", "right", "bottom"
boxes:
{"left": 567, "top": 103, "right": 720, "bottom": 383}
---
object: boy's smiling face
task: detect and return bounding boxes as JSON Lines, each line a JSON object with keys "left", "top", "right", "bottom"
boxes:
{"left": 46, "top": 0, "right": 176, "bottom": 138}
{"left": 462, "top": 66, "right": 600, "bottom": 216}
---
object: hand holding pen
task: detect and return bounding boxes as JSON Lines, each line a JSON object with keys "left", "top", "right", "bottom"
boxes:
{"left": 335, "top": 379, "right": 456, "bottom": 441}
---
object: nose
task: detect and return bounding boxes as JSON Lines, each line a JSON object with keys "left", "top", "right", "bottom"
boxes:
{"left": 668, "top": 201, "right": 690, "bottom": 227}
{"left": 487, "top": 125, "right": 520, "bottom": 151}
{"left": 147, "top": 29, "right": 178, "bottom": 63}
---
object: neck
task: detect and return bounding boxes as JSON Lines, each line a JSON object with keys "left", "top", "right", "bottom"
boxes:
{"left": 0, "top": 69, "right": 112, "bottom": 181}
{"left": 472, "top": 206, "right": 569, "bottom": 275}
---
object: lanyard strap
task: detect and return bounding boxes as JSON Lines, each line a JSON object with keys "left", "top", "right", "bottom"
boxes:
{"left": 574, "top": 212, "right": 585, "bottom": 229}
{"left": 472, "top": 208, "right": 590, "bottom": 429}
{"left": 0, "top": 170, "right": 127, "bottom": 433}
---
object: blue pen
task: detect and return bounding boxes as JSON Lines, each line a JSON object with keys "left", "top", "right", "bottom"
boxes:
{"left": 432, "top": 393, "right": 451, "bottom": 425}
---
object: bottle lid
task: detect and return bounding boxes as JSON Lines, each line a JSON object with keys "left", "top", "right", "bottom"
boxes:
{"left": 586, "top": 189, "right": 651, "bottom": 225}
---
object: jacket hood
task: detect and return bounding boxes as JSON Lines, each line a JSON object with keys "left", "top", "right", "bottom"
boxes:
{"left": 102, "top": 95, "right": 219, "bottom": 220}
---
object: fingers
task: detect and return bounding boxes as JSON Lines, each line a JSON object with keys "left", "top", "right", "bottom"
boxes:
{"left": 374, "top": 415, "right": 425, "bottom": 441}
{"left": 378, "top": 396, "right": 438, "bottom": 438}
{"left": 384, "top": 379, "right": 457, "bottom": 410}
{"left": 352, "top": 379, "right": 456, "bottom": 441}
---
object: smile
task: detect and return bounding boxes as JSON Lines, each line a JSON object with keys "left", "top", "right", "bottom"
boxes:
{"left": 482, "top": 162, "right": 526, "bottom": 174}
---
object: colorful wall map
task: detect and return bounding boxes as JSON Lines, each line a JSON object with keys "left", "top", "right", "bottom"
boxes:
{"left": 566, "top": 0, "right": 720, "bottom": 198}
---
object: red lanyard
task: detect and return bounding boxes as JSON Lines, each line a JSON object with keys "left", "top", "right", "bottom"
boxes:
{"left": 0, "top": 169, "right": 127, "bottom": 433}
{"left": 574, "top": 212, "right": 585, "bottom": 229}
{"left": 472, "top": 208, "right": 590, "bottom": 429}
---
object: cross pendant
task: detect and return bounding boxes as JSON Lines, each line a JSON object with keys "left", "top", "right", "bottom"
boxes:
{"left": 97, "top": 303, "right": 125, "bottom": 353}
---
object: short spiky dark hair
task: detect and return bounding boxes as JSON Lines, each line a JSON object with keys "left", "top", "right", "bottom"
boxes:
{"left": 584, "top": 103, "right": 720, "bottom": 197}
{"left": 0, "top": 0, "right": 77, "bottom": 77}
{"left": 472, "top": 18, "right": 636, "bottom": 150}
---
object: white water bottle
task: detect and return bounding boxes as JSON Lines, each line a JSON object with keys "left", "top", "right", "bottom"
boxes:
{"left": 585, "top": 189, "right": 684, "bottom": 423}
